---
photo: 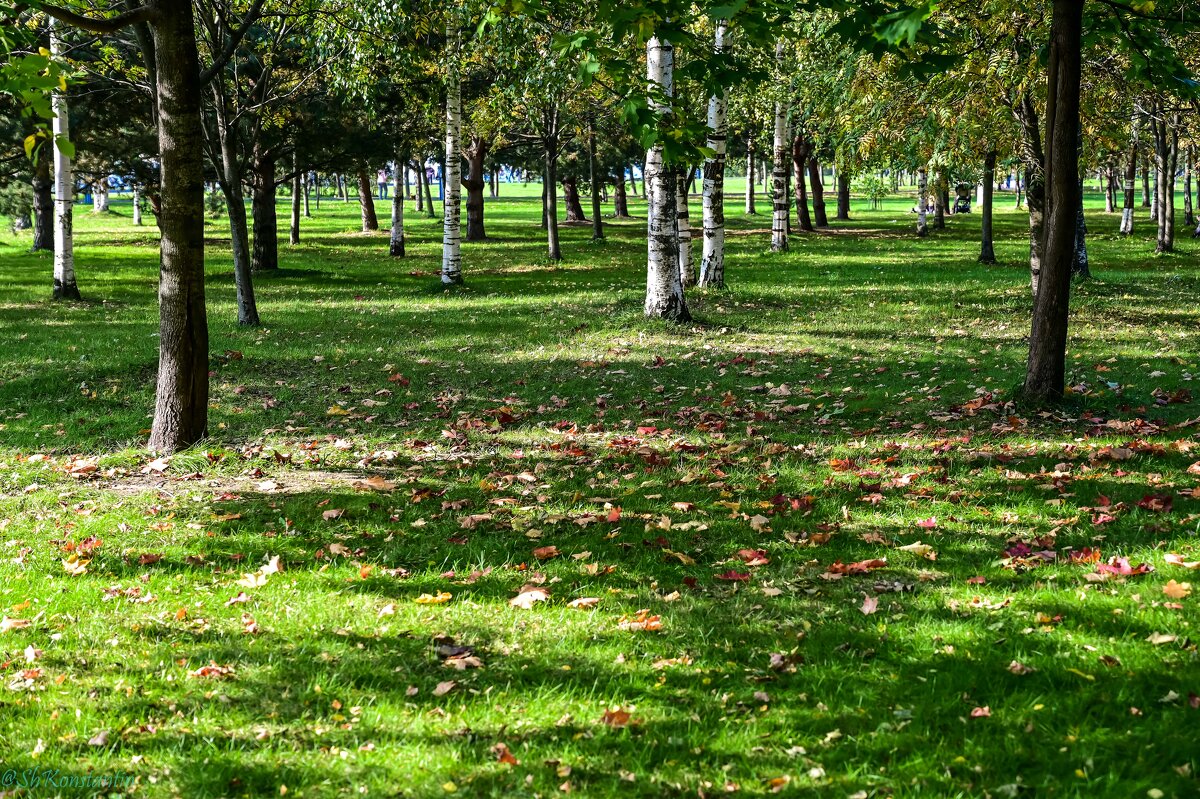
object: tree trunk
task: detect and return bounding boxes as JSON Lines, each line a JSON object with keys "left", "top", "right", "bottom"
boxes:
{"left": 1072, "top": 127, "right": 1089, "bottom": 278}
{"left": 630, "top": 164, "right": 640, "bottom": 197}
{"left": 1140, "top": 154, "right": 1150, "bottom": 206}
{"left": 415, "top": 167, "right": 424, "bottom": 212}
{"left": 932, "top": 168, "right": 946, "bottom": 229}
{"left": 1103, "top": 161, "right": 1115, "bottom": 213}
{"left": 464, "top": 135, "right": 487, "bottom": 241}
{"left": 32, "top": 150, "right": 53, "bottom": 251}
{"left": 808, "top": 159, "right": 828, "bottom": 227}
{"left": 676, "top": 170, "right": 693, "bottom": 287}
{"left": 588, "top": 121, "right": 604, "bottom": 240}
{"left": 562, "top": 174, "right": 586, "bottom": 223}
{"left": 1184, "top": 146, "right": 1194, "bottom": 229}
{"left": 49, "top": 24, "right": 80, "bottom": 300}
{"left": 544, "top": 142, "right": 562, "bottom": 260}
{"left": 834, "top": 171, "right": 850, "bottom": 221}
{"left": 613, "top": 170, "right": 630, "bottom": 217}
{"left": 979, "top": 149, "right": 996, "bottom": 264}
{"left": 133, "top": 186, "right": 143, "bottom": 225}
{"left": 1014, "top": 93, "right": 1046, "bottom": 293}
{"left": 423, "top": 162, "right": 436, "bottom": 218}
{"left": 390, "top": 151, "right": 405, "bottom": 257}
{"left": 146, "top": 0, "right": 209, "bottom": 452}
{"left": 314, "top": 172, "right": 319, "bottom": 210}
{"left": 1024, "top": 0, "right": 1083, "bottom": 405}
{"left": 698, "top": 23, "right": 727, "bottom": 289}
{"left": 302, "top": 172, "right": 311, "bottom": 218}
{"left": 1120, "top": 115, "right": 1137, "bottom": 235}
{"left": 792, "top": 136, "right": 813, "bottom": 232}
{"left": 644, "top": 35, "right": 689, "bottom": 323}
{"left": 770, "top": 43, "right": 789, "bottom": 253}
{"left": 441, "top": 24, "right": 464, "bottom": 284}
{"left": 744, "top": 141, "right": 756, "bottom": 214}
{"left": 357, "top": 168, "right": 378, "bottom": 232}
{"left": 916, "top": 167, "right": 928, "bottom": 237}
{"left": 1014, "top": 168, "right": 1023, "bottom": 209}
{"left": 290, "top": 152, "right": 301, "bottom": 245}
{"left": 251, "top": 151, "right": 277, "bottom": 272}
{"left": 215, "top": 91, "right": 259, "bottom": 326}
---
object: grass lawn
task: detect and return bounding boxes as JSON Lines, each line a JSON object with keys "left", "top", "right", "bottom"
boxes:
{"left": 0, "top": 182, "right": 1198, "bottom": 798}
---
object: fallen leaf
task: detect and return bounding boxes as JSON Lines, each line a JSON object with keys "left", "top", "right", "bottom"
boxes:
{"left": 432, "top": 680, "right": 456, "bottom": 697}
{"left": 0, "top": 617, "right": 32, "bottom": 634}
{"left": 492, "top": 742, "right": 519, "bottom": 765}
{"left": 1146, "top": 632, "right": 1177, "bottom": 645}
{"left": 1164, "top": 553, "right": 1200, "bottom": 569}
{"left": 617, "top": 610, "right": 662, "bottom": 632}
{"left": 600, "top": 707, "right": 633, "bottom": 727}
{"left": 736, "top": 548, "right": 770, "bottom": 566}
{"left": 859, "top": 595, "right": 879, "bottom": 615}
{"left": 1163, "top": 580, "right": 1192, "bottom": 599}
{"left": 188, "top": 661, "right": 235, "bottom": 679}
{"left": 510, "top": 586, "right": 551, "bottom": 609}
{"left": 715, "top": 570, "right": 751, "bottom": 582}
{"left": 414, "top": 592, "right": 452, "bottom": 605}
{"left": 567, "top": 597, "right": 600, "bottom": 609}
{"left": 532, "top": 545, "right": 561, "bottom": 560}
{"left": 352, "top": 475, "right": 396, "bottom": 492}
{"left": 970, "top": 706, "right": 991, "bottom": 718}
{"left": 898, "top": 541, "right": 937, "bottom": 560}
{"left": 87, "top": 730, "right": 111, "bottom": 747}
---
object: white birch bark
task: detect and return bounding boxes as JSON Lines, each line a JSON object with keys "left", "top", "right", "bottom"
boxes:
{"left": 644, "top": 35, "right": 689, "bottom": 322}
{"left": 132, "top": 186, "right": 143, "bottom": 225}
{"left": 390, "top": 159, "right": 405, "bottom": 257}
{"left": 699, "top": 21, "right": 728, "bottom": 288}
{"left": 1120, "top": 112, "right": 1137, "bottom": 235}
{"left": 441, "top": 23, "right": 463, "bottom": 284}
{"left": 676, "top": 170, "right": 693, "bottom": 287}
{"left": 769, "top": 41, "right": 788, "bottom": 252}
{"left": 916, "top": 167, "right": 929, "bottom": 237}
{"left": 50, "top": 22, "right": 79, "bottom": 300}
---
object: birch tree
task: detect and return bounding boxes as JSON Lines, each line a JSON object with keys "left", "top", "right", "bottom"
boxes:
{"left": 644, "top": 34, "right": 689, "bottom": 322}
{"left": 915, "top": 166, "right": 928, "bottom": 237}
{"left": 49, "top": 21, "right": 79, "bottom": 301}
{"left": 698, "top": 20, "right": 727, "bottom": 289}
{"left": 1119, "top": 113, "right": 1137, "bottom": 235}
{"left": 441, "top": 21, "right": 464, "bottom": 285}
{"left": 769, "top": 41, "right": 788, "bottom": 253}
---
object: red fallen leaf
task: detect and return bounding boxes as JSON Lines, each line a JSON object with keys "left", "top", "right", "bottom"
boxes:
{"left": 1091, "top": 513, "right": 1117, "bottom": 525}
{"left": 1071, "top": 547, "right": 1102, "bottom": 564}
{"left": 915, "top": 517, "right": 938, "bottom": 529}
{"left": 600, "top": 707, "right": 633, "bottom": 727}
{"left": 966, "top": 575, "right": 987, "bottom": 585}
{"left": 606, "top": 506, "right": 622, "bottom": 523}
{"left": 187, "top": 661, "right": 235, "bottom": 679}
{"left": 970, "top": 706, "right": 991, "bottom": 718}
{"left": 492, "top": 742, "right": 519, "bottom": 765}
{"left": 1095, "top": 557, "right": 1154, "bottom": 576}
{"left": 715, "top": 570, "right": 751, "bottom": 582}
{"left": 682, "top": 576, "right": 698, "bottom": 589}
{"left": 532, "top": 545, "right": 561, "bottom": 560}
{"left": 387, "top": 373, "right": 411, "bottom": 387}
{"left": 138, "top": 553, "right": 164, "bottom": 566}
{"left": 735, "top": 549, "right": 770, "bottom": 567}
{"left": 1137, "top": 493, "right": 1173, "bottom": 513}
{"left": 1189, "top": 693, "right": 1200, "bottom": 710}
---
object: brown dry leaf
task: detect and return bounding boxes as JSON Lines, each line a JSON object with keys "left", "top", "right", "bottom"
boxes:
{"left": 353, "top": 475, "right": 396, "bottom": 492}
{"left": 492, "top": 742, "right": 519, "bottom": 765}
{"left": 600, "top": 707, "right": 633, "bottom": 727}
{"left": 188, "top": 661, "right": 235, "bottom": 679}
{"left": 1164, "top": 553, "right": 1200, "bottom": 569}
{"left": 432, "top": 680, "right": 456, "bottom": 697}
{"left": 322, "top": 508, "right": 345, "bottom": 521}
{"left": 532, "top": 545, "right": 561, "bottom": 560}
{"left": 567, "top": 597, "right": 600, "bottom": 609}
{"left": 1163, "top": 580, "right": 1192, "bottom": 599}
{"left": 0, "top": 617, "right": 32, "bottom": 634}
{"left": 378, "top": 602, "right": 397, "bottom": 617}
{"left": 749, "top": 515, "right": 771, "bottom": 533}
{"left": 510, "top": 586, "right": 551, "bottom": 609}
{"left": 138, "top": 553, "right": 164, "bottom": 566}
{"left": 859, "top": 595, "right": 879, "bottom": 615}
{"left": 616, "top": 610, "right": 662, "bottom": 632}
{"left": 1146, "top": 632, "right": 1177, "bottom": 645}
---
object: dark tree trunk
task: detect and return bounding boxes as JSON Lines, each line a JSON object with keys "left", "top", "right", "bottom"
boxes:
{"left": 588, "top": 121, "right": 604, "bottom": 240}
{"left": 1025, "top": 0, "right": 1083, "bottom": 405}
{"left": 148, "top": 0, "right": 209, "bottom": 453}
{"left": 630, "top": 164, "right": 640, "bottom": 197}
{"left": 422, "top": 164, "right": 436, "bottom": 218}
{"left": 463, "top": 136, "right": 487, "bottom": 241}
{"left": 613, "top": 170, "right": 630, "bottom": 217}
{"left": 808, "top": 159, "right": 828, "bottom": 227}
{"left": 32, "top": 154, "right": 54, "bottom": 251}
{"left": 357, "top": 168, "right": 378, "bottom": 231}
{"left": 1141, "top": 154, "right": 1151, "bottom": 207}
{"left": 290, "top": 151, "right": 301, "bottom": 245}
{"left": 1013, "top": 94, "right": 1046, "bottom": 291}
{"left": 251, "top": 150, "right": 278, "bottom": 272}
{"left": 791, "top": 136, "right": 813, "bottom": 232}
{"left": 545, "top": 143, "right": 562, "bottom": 260}
{"left": 1120, "top": 131, "right": 1137, "bottom": 235}
{"left": 834, "top": 172, "right": 850, "bottom": 221}
{"left": 214, "top": 94, "right": 259, "bottom": 326}
{"left": 562, "top": 175, "right": 587, "bottom": 222}
{"left": 979, "top": 149, "right": 997, "bottom": 264}
{"left": 1103, "top": 162, "right": 1115, "bottom": 213}
{"left": 415, "top": 166, "right": 424, "bottom": 212}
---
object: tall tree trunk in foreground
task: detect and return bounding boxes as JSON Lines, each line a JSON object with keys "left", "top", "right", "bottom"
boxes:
{"left": 357, "top": 168, "right": 378, "bottom": 232}
{"left": 808, "top": 159, "right": 828, "bottom": 227}
{"left": 916, "top": 167, "right": 928, "bottom": 237}
{"left": 390, "top": 151, "right": 405, "bottom": 257}
{"left": 979, "top": 149, "right": 997, "bottom": 264}
{"left": 698, "top": 22, "right": 728, "bottom": 289}
{"left": 251, "top": 150, "right": 277, "bottom": 271}
{"left": 644, "top": 35, "right": 689, "bottom": 322}
{"left": 676, "top": 170, "right": 694, "bottom": 287}
{"left": 32, "top": 149, "right": 53, "bottom": 251}
{"left": 441, "top": 24, "right": 464, "bottom": 284}
{"left": 744, "top": 139, "right": 756, "bottom": 214}
{"left": 1025, "top": 0, "right": 1083, "bottom": 404}
{"left": 464, "top": 135, "right": 487, "bottom": 241}
{"left": 792, "top": 136, "right": 813, "bottom": 232}
{"left": 50, "top": 23, "right": 80, "bottom": 300}
{"left": 588, "top": 121, "right": 604, "bottom": 240}
{"left": 1120, "top": 115, "right": 1137, "bottom": 235}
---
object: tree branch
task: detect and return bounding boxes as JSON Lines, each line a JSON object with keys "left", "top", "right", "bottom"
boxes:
{"left": 34, "top": 2, "right": 157, "bottom": 34}
{"left": 199, "top": 0, "right": 268, "bottom": 87}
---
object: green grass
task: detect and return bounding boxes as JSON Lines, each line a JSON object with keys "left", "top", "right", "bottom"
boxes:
{"left": 0, "top": 182, "right": 1198, "bottom": 798}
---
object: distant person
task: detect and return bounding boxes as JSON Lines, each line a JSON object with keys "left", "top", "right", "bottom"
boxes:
{"left": 377, "top": 168, "right": 388, "bottom": 199}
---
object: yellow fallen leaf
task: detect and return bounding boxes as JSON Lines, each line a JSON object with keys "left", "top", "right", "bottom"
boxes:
{"left": 415, "top": 592, "right": 452, "bottom": 605}
{"left": 63, "top": 555, "right": 90, "bottom": 576}
{"left": 326, "top": 405, "right": 350, "bottom": 416}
